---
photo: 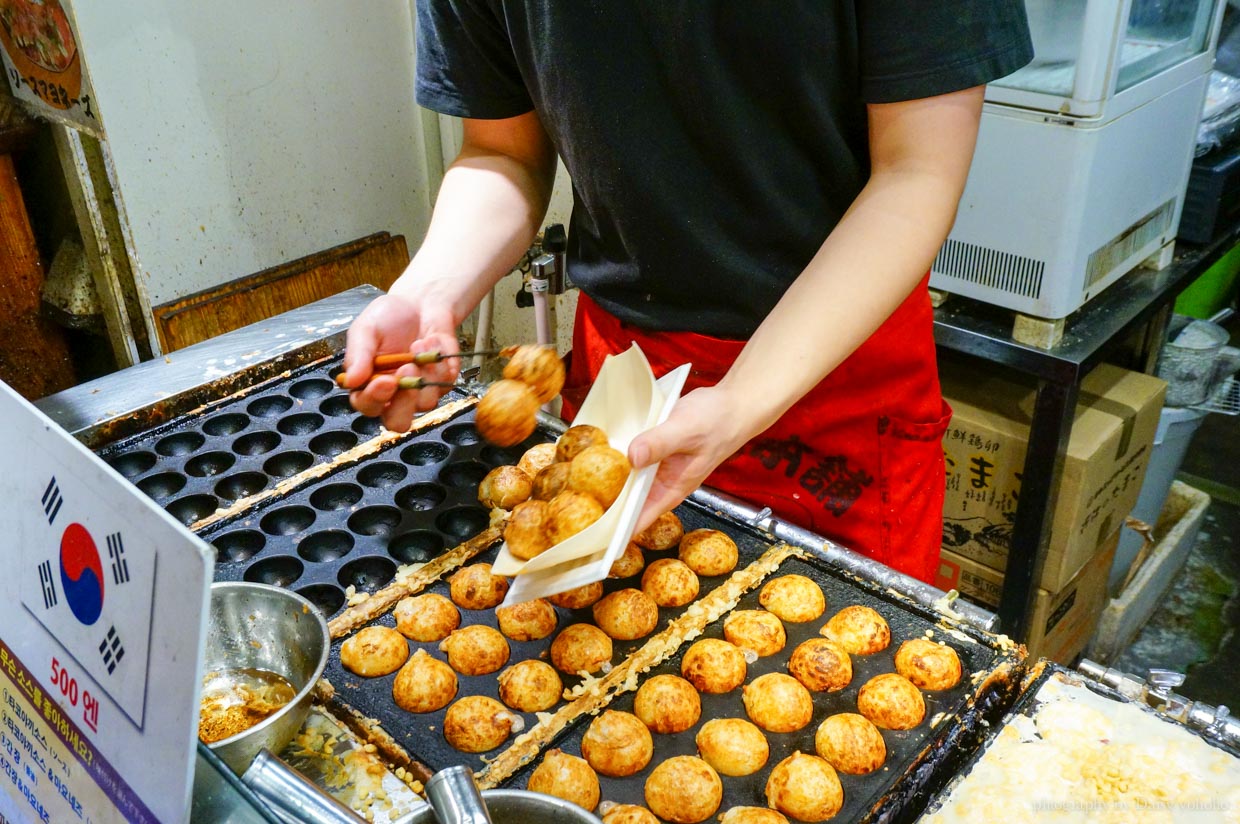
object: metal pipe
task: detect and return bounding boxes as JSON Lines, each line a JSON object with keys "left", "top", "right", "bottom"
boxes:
{"left": 241, "top": 749, "right": 366, "bottom": 824}
{"left": 425, "top": 765, "right": 493, "bottom": 824}
{"left": 474, "top": 291, "right": 495, "bottom": 373}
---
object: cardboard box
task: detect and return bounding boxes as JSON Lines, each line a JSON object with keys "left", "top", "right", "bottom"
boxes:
{"left": 935, "top": 529, "right": 1119, "bottom": 664}
{"left": 940, "top": 362, "right": 1165, "bottom": 592}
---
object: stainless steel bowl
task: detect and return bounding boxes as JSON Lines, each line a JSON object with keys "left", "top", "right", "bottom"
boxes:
{"left": 203, "top": 582, "right": 330, "bottom": 773}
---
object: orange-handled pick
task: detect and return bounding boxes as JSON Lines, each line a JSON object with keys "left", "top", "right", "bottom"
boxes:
{"left": 336, "top": 349, "right": 501, "bottom": 387}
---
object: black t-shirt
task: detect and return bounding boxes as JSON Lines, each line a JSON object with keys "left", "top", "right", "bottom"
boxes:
{"left": 416, "top": 2, "right": 1032, "bottom": 338}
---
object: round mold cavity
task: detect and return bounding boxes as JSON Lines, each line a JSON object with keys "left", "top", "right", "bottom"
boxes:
{"left": 479, "top": 445, "right": 522, "bottom": 467}
{"left": 347, "top": 506, "right": 402, "bottom": 537}
{"left": 296, "top": 583, "right": 345, "bottom": 617}
{"left": 247, "top": 395, "right": 294, "bottom": 418}
{"left": 442, "top": 423, "right": 480, "bottom": 446}
{"left": 357, "top": 462, "right": 407, "bottom": 489}
{"left": 338, "top": 557, "right": 397, "bottom": 592}
{"left": 166, "top": 494, "right": 219, "bottom": 526}
{"left": 319, "top": 395, "right": 354, "bottom": 418}
{"left": 211, "top": 530, "right": 265, "bottom": 563}
{"left": 233, "top": 431, "right": 281, "bottom": 456}
{"left": 388, "top": 531, "right": 445, "bottom": 565}
{"left": 136, "top": 471, "right": 187, "bottom": 500}
{"left": 264, "top": 451, "right": 314, "bottom": 478}
{"left": 243, "top": 556, "right": 303, "bottom": 587}
{"left": 309, "top": 431, "right": 357, "bottom": 457}
{"left": 327, "top": 364, "right": 345, "bottom": 381}
{"left": 202, "top": 413, "right": 249, "bottom": 437}
{"left": 297, "top": 530, "right": 355, "bottom": 563}
{"left": 277, "top": 412, "right": 325, "bottom": 437}
{"left": 260, "top": 505, "right": 316, "bottom": 536}
{"left": 214, "top": 471, "right": 268, "bottom": 502}
{"left": 439, "top": 460, "right": 489, "bottom": 489}
{"left": 185, "top": 450, "right": 237, "bottom": 477}
{"left": 155, "top": 431, "right": 206, "bottom": 457}
{"left": 352, "top": 416, "right": 383, "bottom": 437}
{"left": 394, "top": 483, "right": 446, "bottom": 512}
{"left": 290, "top": 378, "right": 335, "bottom": 400}
{"left": 309, "top": 482, "right": 364, "bottom": 511}
{"left": 435, "top": 506, "right": 489, "bottom": 541}
{"left": 108, "top": 451, "right": 156, "bottom": 479}
{"left": 400, "top": 441, "right": 450, "bottom": 467}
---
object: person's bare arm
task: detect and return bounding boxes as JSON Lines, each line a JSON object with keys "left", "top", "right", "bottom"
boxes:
{"left": 630, "top": 86, "right": 986, "bottom": 527}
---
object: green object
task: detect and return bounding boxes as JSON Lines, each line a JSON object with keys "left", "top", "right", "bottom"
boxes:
{"left": 1175, "top": 240, "right": 1240, "bottom": 318}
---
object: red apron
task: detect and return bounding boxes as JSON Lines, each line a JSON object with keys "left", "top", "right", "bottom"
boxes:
{"left": 560, "top": 276, "right": 950, "bottom": 584}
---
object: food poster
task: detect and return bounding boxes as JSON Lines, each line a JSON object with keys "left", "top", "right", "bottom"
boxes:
{"left": 0, "top": 0, "right": 100, "bottom": 135}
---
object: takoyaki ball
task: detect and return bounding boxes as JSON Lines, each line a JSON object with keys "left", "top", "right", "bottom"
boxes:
{"left": 743, "top": 672, "right": 814, "bottom": 733}
{"left": 820, "top": 605, "right": 891, "bottom": 655}
{"left": 547, "top": 580, "right": 605, "bottom": 610}
{"left": 448, "top": 562, "right": 509, "bottom": 610}
{"left": 678, "top": 529, "right": 738, "bottom": 577}
{"left": 592, "top": 589, "right": 659, "bottom": 641}
{"left": 723, "top": 609, "right": 786, "bottom": 657}
{"left": 788, "top": 638, "right": 853, "bottom": 692}
{"left": 495, "top": 598, "right": 558, "bottom": 641}
{"left": 475, "top": 379, "right": 540, "bottom": 447}
{"left": 814, "top": 713, "right": 887, "bottom": 775}
{"left": 550, "top": 623, "right": 613, "bottom": 675}
{"left": 633, "top": 674, "right": 701, "bottom": 734}
{"left": 392, "top": 650, "right": 457, "bottom": 714}
{"left": 505, "top": 499, "right": 551, "bottom": 561}
{"left": 477, "top": 464, "right": 533, "bottom": 510}
{"left": 555, "top": 424, "right": 609, "bottom": 463}
{"left": 502, "top": 343, "right": 566, "bottom": 404}
{"left": 601, "top": 805, "right": 661, "bottom": 824}
{"left": 641, "top": 558, "right": 699, "bottom": 608}
{"left": 439, "top": 625, "right": 510, "bottom": 676}
{"left": 497, "top": 659, "right": 562, "bottom": 713}
{"left": 758, "top": 574, "right": 826, "bottom": 623}
{"left": 644, "top": 756, "right": 722, "bottom": 824}
{"left": 568, "top": 445, "right": 631, "bottom": 509}
{"left": 528, "top": 750, "right": 600, "bottom": 813}
{"left": 581, "top": 710, "right": 654, "bottom": 778}
{"left": 339, "top": 626, "right": 408, "bottom": 677}
{"left": 765, "top": 752, "right": 844, "bottom": 823}
{"left": 719, "top": 809, "right": 790, "bottom": 824}
{"left": 680, "top": 638, "right": 746, "bottom": 694}
{"left": 608, "top": 541, "right": 646, "bottom": 579}
{"left": 532, "top": 461, "right": 571, "bottom": 501}
{"left": 545, "top": 491, "right": 605, "bottom": 545}
{"left": 695, "top": 718, "right": 769, "bottom": 777}
{"left": 894, "top": 638, "right": 962, "bottom": 691}
{"left": 633, "top": 510, "right": 684, "bottom": 551}
{"left": 518, "top": 442, "right": 559, "bottom": 478}
{"left": 393, "top": 593, "right": 460, "bottom": 643}
{"left": 857, "top": 673, "right": 925, "bottom": 730}
{"left": 444, "top": 696, "right": 519, "bottom": 753}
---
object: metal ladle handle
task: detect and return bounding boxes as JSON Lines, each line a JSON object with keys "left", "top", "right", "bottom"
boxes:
{"left": 241, "top": 749, "right": 366, "bottom": 824}
{"left": 425, "top": 765, "right": 493, "bottom": 824}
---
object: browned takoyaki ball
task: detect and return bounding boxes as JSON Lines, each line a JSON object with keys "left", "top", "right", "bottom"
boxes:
{"left": 821, "top": 605, "right": 891, "bottom": 655}
{"left": 475, "top": 379, "right": 540, "bottom": 447}
{"left": 502, "top": 344, "right": 566, "bottom": 404}
{"left": 633, "top": 510, "right": 684, "bottom": 551}
{"left": 439, "top": 625, "right": 510, "bottom": 676}
{"left": 556, "top": 424, "right": 610, "bottom": 463}
{"left": 449, "top": 562, "right": 509, "bottom": 610}
{"left": 477, "top": 464, "right": 533, "bottom": 510}
{"left": 695, "top": 717, "right": 769, "bottom": 777}
{"left": 678, "top": 529, "right": 738, "bottom": 577}
{"left": 723, "top": 609, "right": 786, "bottom": 657}
{"left": 815, "top": 712, "right": 887, "bottom": 775}
{"left": 339, "top": 626, "right": 408, "bottom": 677}
{"left": 788, "top": 637, "right": 853, "bottom": 693}
{"left": 532, "top": 461, "right": 571, "bottom": 501}
{"left": 894, "top": 638, "right": 962, "bottom": 691}
{"left": 644, "top": 756, "right": 722, "bottom": 824}
{"left": 680, "top": 638, "right": 746, "bottom": 694}
{"left": 568, "top": 445, "right": 631, "bottom": 509}
{"left": 495, "top": 598, "right": 558, "bottom": 641}
{"left": 743, "top": 673, "right": 814, "bottom": 733}
{"left": 528, "top": 750, "right": 600, "bottom": 812}
{"left": 601, "top": 805, "right": 661, "bottom": 824}
{"left": 497, "top": 659, "right": 562, "bottom": 713}
{"left": 608, "top": 541, "right": 646, "bottom": 579}
{"left": 581, "top": 710, "right": 654, "bottom": 777}
{"left": 856, "top": 673, "right": 925, "bottom": 730}
{"left": 633, "top": 674, "right": 701, "bottom": 734}
{"left": 505, "top": 499, "right": 551, "bottom": 561}
{"left": 550, "top": 623, "right": 613, "bottom": 675}
{"left": 765, "top": 752, "right": 844, "bottom": 822}
{"left": 547, "top": 580, "right": 605, "bottom": 610}
{"left": 392, "top": 650, "right": 457, "bottom": 714}
{"left": 518, "top": 442, "right": 559, "bottom": 478}
{"left": 592, "top": 589, "right": 659, "bottom": 641}
{"left": 393, "top": 593, "right": 460, "bottom": 643}
{"left": 443, "top": 695, "right": 519, "bottom": 753}
{"left": 641, "top": 558, "right": 699, "bottom": 607}
{"left": 719, "top": 809, "right": 790, "bottom": 824}
{"left": 545, "top": 491, "right": 605, "bottom": 546}
{"left": 759, "top": 574, "right": 825, "bottom": 622}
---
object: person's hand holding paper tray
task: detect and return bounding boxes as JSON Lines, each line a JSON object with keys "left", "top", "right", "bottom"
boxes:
{"left": 494, "top": 345, "right": 689, "bottom": 606}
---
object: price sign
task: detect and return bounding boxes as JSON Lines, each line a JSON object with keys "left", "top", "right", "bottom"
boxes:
{"left": 0, "top": 0, "right": 100, "bottom": 136}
